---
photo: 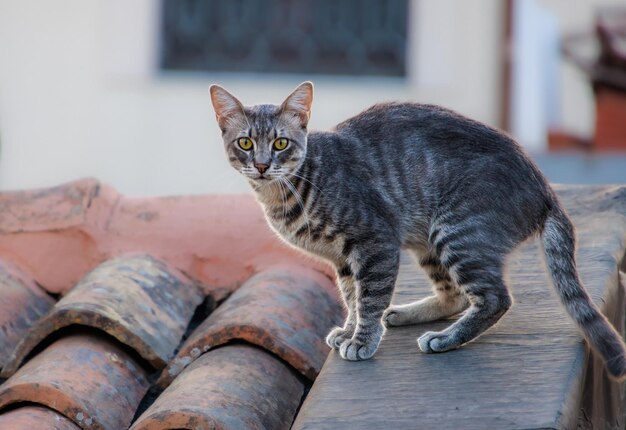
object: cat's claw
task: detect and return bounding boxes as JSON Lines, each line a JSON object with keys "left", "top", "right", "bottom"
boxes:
{"left": 338, "top": 338, "right": 379, "bottom": 361}
{"left": 326, "top": 326, "right": 354, "bottom": 350}
{"left": 417, "top": 331, "right": 458, "bottom": 353}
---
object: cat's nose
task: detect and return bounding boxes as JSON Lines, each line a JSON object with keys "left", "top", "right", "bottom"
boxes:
{"left": 254, "top": 163, "right": 269, "bottom": 174}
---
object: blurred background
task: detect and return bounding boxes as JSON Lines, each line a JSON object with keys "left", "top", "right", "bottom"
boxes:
{"left": 0, "top": 0, "right": 625, "bottom": 196}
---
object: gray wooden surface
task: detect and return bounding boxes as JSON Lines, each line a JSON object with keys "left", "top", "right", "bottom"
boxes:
{"left": 293, "top": 185, "right": 626, "bottom": 430}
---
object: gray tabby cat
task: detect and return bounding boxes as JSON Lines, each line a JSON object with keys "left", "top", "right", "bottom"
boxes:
{"left": 209, "top": 81, "right": 626, "bottom": 380}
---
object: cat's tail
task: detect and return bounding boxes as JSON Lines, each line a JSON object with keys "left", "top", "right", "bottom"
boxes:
{"left": 541, "top": 206, "right": 626, "bottom": 380}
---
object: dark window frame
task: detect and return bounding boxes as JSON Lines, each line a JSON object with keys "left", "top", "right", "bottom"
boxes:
{"left": 159, "top": 0, "right": 409, "bottom": 77}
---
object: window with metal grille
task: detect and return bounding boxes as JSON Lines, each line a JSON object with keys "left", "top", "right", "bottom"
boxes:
{"left": 160, "top": 0, "right": 408, "bottom": 77}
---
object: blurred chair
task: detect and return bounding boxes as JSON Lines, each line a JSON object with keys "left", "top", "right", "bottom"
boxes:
{"left": 556, "top": 7, "right": 626, "bottom": 151}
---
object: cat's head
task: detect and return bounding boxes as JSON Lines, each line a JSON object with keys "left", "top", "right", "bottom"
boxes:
{"left": 209, "top": 82, "right": 313, "bottom": 186}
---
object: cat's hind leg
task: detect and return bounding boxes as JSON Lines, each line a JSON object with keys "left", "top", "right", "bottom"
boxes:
{"left": 383, "top": 254, "right": 469, "bottom": 327}
{"left": 417, "top": 253, "right": 511, "bottom": 353}
{"left": 326, "top": 264, "right": 358, "bottom": 349}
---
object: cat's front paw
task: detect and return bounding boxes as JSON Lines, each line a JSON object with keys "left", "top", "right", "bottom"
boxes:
{"left": 383, "top": 306, "right": 407, "bottom": 327}
{"left": 338, "top": 336, "right": 381, "bottom": 361}
{"left": 326, "top": 326, "right": 354, "bottom": 350}
{"left": 417, "top": 331, "right": 458, "bottom": 353}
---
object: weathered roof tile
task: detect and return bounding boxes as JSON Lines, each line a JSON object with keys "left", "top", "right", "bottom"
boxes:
{"left": 0, "top": 177, "right": 101, "bottom": 234}
{"left": 0, "top": 333, "right": 150, "bottom": 430}
{"left": 132, "top": 345, "right": 304, "bottom": 430}
{"left": 1, "top": 254, "right": 203, "bottom": 377}
{"left": 0, "top": 406, "right": 80, "bottom": 430}
{"left": 0, "top": 260, "right": 54, "bottom": 371}
{"left": 158, "top": 266, "right": 342, "bottom": 387}
{"left": 0, "top": 179, "right": 347, "bottom": 429}
{"left": 0, "top": 178, "right": 333, "bottom": 298}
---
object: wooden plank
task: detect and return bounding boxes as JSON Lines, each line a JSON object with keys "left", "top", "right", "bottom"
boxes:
{"left": 293, "top": 185, "right": 626, "bottom": 430}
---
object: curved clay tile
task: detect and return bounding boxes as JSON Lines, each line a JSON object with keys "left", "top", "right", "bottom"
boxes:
{"left": 1, "top": 254, "right": 203, "bottom": 378}
{"left": 0, "top": 178, "right": 112, "bottom": 295}
{"left": 0, "top": 406, "right": 80, "bottom": 430}
{"left": 158, "top": 266, "right": 342, "bottom": 388}
{"left": 0, "top": 178, "right": 334, "bottom": 299}
{"left": 131, "top": 345, "right": 304, "bottom": 430}
{"left": 0, "top": 261, "right": 54, "bottom": 371}
{"left": 0, "top": 177, "right": 101, "bottom": 233}
{"left": 0, "top": 333, "right": 150, "bottom": 430}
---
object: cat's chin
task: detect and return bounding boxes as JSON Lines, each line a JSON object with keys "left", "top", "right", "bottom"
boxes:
{"left": 247, "top": 176, "right": 276, "bottom": 187}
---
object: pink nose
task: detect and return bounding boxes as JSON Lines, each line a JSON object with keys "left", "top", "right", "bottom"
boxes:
{"left": 255, "top": 163, "right": 269, "bottom": 174}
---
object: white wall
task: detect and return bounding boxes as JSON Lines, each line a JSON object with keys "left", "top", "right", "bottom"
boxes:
{"left": 0, "top": 0, "right": 504, "bottom": 196}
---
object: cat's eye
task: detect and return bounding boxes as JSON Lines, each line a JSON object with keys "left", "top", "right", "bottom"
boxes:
{"left": 238, "top": 137, "right": 253, "bottom": 150}
{"left": 274, "top": 138, "right": 289, "bottom": 151}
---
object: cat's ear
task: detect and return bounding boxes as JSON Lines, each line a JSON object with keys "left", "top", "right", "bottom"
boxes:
{"left": 280, "top": 81, "right": 313, "bottom": 127}
{"left": 209, "top": 85, "right": 247, "bottom": 130}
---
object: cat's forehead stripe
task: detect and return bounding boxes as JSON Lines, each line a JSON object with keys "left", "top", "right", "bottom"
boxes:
{"left": 246, "top": 104, "right": 280, "bottom": 138}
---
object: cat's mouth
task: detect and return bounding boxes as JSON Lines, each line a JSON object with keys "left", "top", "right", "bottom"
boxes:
{"left": 245, "top": 169, "right": 283, "bottom": 183}
{"left": 248, "top": 173, "right": 275, "bottom": 182}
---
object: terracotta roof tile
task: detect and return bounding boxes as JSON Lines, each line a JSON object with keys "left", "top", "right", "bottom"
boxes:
{"left": 0, "top": 260, "right": 55, "bottom": 371}
{"left": 0, "top": 406, "right": 80, "bottom": 430}
{"left": 0, "top": 177, "right": 101, "bottom": 233}
{"left": 131, "top": 345, "right": 304, "bottom": 430}
{"left": 0, "top": 178, "right": 333, "bottom": 298}
{"left": 0, "top": 179, "right": 343, "bottom": 429}
{"left": 0, "top": 178, "right": 114, "bottom": 294}
{"left": 158, "top": 266, "right": 342, "bottom": 387}
{"left": 0, "top": 333, "right": 150, "bottom": 429}
{"left": 1, "top": 254, "right": 203, "bottom": 377}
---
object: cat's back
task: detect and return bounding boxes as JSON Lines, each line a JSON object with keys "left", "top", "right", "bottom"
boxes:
{"left": 334, "top": 101, "right": 542, "bottom": 174}
{"left": 335, "top": 102, "right": 442, "bottom": 131}
{"left": 330, "top": 101, "right": 552, "bottom": 212}
{"left": 336, "top": 102, "right": 510, "bottom": 151}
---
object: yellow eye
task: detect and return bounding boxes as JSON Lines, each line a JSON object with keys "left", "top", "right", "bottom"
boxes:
{"left": 274, "top": 138, "right": 289, "bottom": 151}
{"left": 238, "top": 137, "right": 253, "bottom": 150}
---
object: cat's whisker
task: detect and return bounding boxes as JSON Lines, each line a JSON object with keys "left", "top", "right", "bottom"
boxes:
{"left": 286, "top": 172, "right": 322, "bottom": 193}
{"left": 280, "top": 176, "right": 311, "bottom": 243}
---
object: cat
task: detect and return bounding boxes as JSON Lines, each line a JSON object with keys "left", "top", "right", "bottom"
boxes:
{"left": 209, "top": 81, "right": 626, "bottom": 380}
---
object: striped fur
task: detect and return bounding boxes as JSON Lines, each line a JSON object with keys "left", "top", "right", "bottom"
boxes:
{"left": 210, "top": 82, "right": 626, "bottom": 379}
{"left": 542, "top": 208, "right": 626, "bottom": 379}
